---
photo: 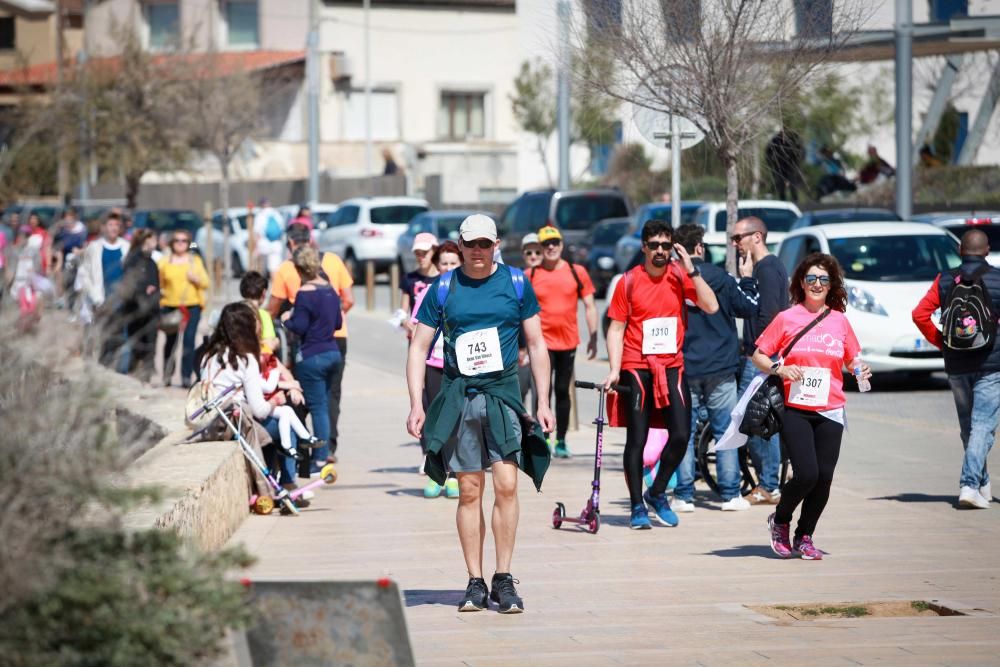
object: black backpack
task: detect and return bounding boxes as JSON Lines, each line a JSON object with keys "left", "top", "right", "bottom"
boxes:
{"left": 942, "top": 265, "right": 997, "bottom": 352}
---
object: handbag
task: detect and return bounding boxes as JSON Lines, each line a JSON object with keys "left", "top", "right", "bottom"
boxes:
{"left": 740, "top": 308, "right": 831, "bottom": 438}
{"left": 159, "top": 278, "right": 191, "bottom": 334}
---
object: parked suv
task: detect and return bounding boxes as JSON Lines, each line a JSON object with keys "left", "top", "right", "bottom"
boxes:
{"left": 317, "top": 197, "right": 428, "bottom": 280}
{"left": 497, "top": 189, "right": 631, "bottom": 265}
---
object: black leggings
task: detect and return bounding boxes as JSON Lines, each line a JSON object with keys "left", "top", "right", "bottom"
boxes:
{"left": 623, "top": 367, "right": 691, "bottom": 505}
{"left": 775, "top": 408, "right": 843, "bottom": 539}
{"left": 549, "top": 349, "right": 576, "bottom": 440}
{"left": 420, "top": 365, "right": 444, "bottom": 455}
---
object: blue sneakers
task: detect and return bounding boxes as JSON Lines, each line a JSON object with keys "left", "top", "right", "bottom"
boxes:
{"left": 630, "top": 503, "right": 652, "bottom": 530}
{"left": 643, "top": 490, "right": 679, "bottom": 527}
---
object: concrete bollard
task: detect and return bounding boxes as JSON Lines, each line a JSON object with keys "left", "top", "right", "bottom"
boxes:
{"left": 389, "top": 263, "right": 400, "bottom": 312}
{"left": 365, "top": 260, "right": 376, "bottom": 311}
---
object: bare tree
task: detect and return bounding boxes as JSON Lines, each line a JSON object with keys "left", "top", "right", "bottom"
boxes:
{"left": 577, "top": 0, "right": 868, "bottom": 269}
{"left": 182, "top": 52, "right": 265, "bottom": 287}
{"left": 511, "top": 60, "right": 558, "bottom": 187}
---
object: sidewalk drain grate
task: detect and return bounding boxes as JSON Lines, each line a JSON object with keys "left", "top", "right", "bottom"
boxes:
{"left": 749, "top": 600, "right": 968, "bottom": 621}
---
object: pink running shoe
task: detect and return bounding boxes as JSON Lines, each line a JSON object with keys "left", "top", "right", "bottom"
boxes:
{"left": 793, "top": 535, "right": 823, "bottom": 560}
{"left": 767, "top": 512, "right": 793, "bottom": 558}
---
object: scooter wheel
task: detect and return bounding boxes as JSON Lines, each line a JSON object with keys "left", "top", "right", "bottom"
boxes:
{"left": 552, "top": 502, "right": 566, "bottom": 529}
{"left": 588, "top": 512, "right": 600, "bottom": 534}
{"left": 253, "top": 496, "right": 275, "bottom": 515}
{"left": 320, "top": 463, "right": 338, "bottom": 484}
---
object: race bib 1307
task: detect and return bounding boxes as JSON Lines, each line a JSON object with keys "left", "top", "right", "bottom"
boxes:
{"left": 788, "top": 367, "right": 832, "bottom": 407}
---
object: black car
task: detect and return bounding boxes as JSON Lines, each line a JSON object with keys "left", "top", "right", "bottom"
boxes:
{"left": 790, "top": 207, "right": 901, "bottom": 230}
{"left": 497, "top": 188, "right": 631, "bottom": 265}
{"left": 586, "top": 217, "right": 631, "bottom": 297}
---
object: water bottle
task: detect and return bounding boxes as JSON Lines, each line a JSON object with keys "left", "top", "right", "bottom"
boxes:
{"left": 853, "top": 362, "right": 871, "bottom": 393}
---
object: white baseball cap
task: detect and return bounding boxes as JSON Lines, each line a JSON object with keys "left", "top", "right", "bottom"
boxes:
{"left": 521, "top": 233, "right": 540, "bottom": 248}
{"left": 459, "top": 214, "right": 497, "bottom": 243}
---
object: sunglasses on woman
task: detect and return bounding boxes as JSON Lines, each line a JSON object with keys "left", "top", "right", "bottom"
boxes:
{"left": 804, "top": 274, "right": 831, "bottom": 286}
{"left": 461, "top": 239, "right": 494, "bottom": 249}
{"left": 173, "top": 238, "right": 190, "bottom": 245}
{"left": 523, "top": 249, "right": 542, "bottom": 257}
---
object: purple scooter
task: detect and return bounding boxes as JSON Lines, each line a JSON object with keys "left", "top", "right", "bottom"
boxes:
{"left": 552, "top": 380, "right": 628, "bottom": 534}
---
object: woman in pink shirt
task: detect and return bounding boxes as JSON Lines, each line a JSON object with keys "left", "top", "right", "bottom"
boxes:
{"left": 751, "top": 252, "right": 871, "bottom": 560}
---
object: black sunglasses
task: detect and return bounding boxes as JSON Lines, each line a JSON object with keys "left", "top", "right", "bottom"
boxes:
{"left": 730, "top": 231, "right": 757, "bottom": 243}
{"left": 645, "top": 241, "right": 672, "bottom": 251}
{"left": 541, "top": 239, "right": 562, "bottom": 248}
{"left": 523, "top": 249, "right": 542, "bottom": 256}
{"left": 461, "top": 238, "right": 494, "bottom": 249}
{"left": 804, "top": 274, "right": 831, "bottom": 286}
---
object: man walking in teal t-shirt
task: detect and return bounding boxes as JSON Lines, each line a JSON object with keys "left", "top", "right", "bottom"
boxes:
{"left": 407, "top": 214, "right": 554, "bottom": 614}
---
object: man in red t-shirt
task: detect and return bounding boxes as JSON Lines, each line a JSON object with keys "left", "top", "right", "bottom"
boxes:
{"left": 528, "top": 225, "right": 599, "bottom": 458}
{"left": 603, "top": 219, "right": 719, "bottom": 530}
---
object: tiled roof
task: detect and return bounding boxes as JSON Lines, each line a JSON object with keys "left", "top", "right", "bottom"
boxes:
{"left": 0, "top": 50, "right": 306, "bottom": 88}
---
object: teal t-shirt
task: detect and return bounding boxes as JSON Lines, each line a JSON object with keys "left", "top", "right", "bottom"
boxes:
{"left": 417, "top": 264, "right": 540, "bottom": 376}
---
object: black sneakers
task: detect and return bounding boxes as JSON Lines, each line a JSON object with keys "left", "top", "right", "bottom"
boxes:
{"left": 490, "top": 573, "right": 524, "bottom": 614}
{"left": 458, "top": 577, "right": 489, "bottom": 612}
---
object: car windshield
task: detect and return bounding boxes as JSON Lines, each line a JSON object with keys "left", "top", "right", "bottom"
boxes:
{"left": 715, "top": 207, "right": 799, "bottom": 233}
{"left": 555, "top": 195, "right": 629, "bottom": 231}
{"left": 945, "top": 224, "right": 1000, "bottom": 249}
{"left": 828, "top": 234, "right": 960, "bottom": 282}
{"left": 593, "top": 221, "right": 631, "bottom": 245}
{"left": 370, "top": 205, "right": 427, "bottom": 225}
{"left": 437, "top": 215, "right": 469, "bottom": 239}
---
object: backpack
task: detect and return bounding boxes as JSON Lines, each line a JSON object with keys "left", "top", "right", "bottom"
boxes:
{"left": 264, "top": 212, "right": 283, "bottom": 242}
{"left": 429, "top": 266, "right": 526, "bottom": 355}
{"left": 942, "top": 265, "right": 998, "bottom": 352}
{"left": 529, "top": 259, "right": 584, "bottom": 299}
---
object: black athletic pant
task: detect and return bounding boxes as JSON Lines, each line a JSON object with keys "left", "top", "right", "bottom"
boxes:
{"left": 420, "top": 365, "right": 444, "bottom": 455}
{"left": 549, "top": 349, "right": 576, "bottom": 441}
{"left": 327, "top": 337, "right": 347, "bottom": 455}
{"left": 623, "top": 367, "right": 691, "bottom": 506}
{"left": 775, "top": 407, "right": 843, "bottom": 539}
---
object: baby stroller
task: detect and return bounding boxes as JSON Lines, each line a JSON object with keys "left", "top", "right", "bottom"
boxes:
{"left": 185, "top": 383, "right": 302, "bottom": 516}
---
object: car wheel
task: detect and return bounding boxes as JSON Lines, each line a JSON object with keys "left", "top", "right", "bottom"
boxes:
{"left": 345, "top": 251, "right": 363, "bottom": 284}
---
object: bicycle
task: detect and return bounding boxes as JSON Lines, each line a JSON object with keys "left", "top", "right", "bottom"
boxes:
{"left": 695, "top": 417, "right": 790, "bottom": 498}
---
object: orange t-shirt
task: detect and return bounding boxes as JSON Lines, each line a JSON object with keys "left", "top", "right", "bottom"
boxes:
{"left": 607, "top": 263, "right": 696, "bottom": 370}
{"left": 528, "top": 261, "right": 595, "bottom": 351}
{"left": 271, "top": 252, "right": 353, "bottom": 338}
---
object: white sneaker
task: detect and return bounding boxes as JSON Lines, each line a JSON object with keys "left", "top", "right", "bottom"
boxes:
{"left": 721, "top": 496, "right": 751, "bottom": 511}
{"left": 959, "top": 486, "right": 990, "bottom": 509}
{"left": 672, "top": 498, "right": 696, "bottom": 513}
{"left": 981, "top": 481, "right": 992, "bottom": 502}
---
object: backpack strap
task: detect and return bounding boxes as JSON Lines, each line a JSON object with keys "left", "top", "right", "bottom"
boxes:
{"left": 530, "top": 261, "right": 582, "bottom": 299}
{"left": 509, "top": 265, "right": 525, "bottom": 303}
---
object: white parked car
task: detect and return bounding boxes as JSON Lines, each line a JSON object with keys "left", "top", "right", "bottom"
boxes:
{"left": 317, "top": 197, "right": 429, "bottom": 279}
{"left": 776, "top": 222, "right": 961, "bottom": 374}
{"left": 692, "top": 199, "right": 802, "bottom": 247}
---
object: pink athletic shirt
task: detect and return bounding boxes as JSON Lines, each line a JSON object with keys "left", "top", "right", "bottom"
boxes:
{"left": 755, "top": 304, "right": 861, "bottom": 412}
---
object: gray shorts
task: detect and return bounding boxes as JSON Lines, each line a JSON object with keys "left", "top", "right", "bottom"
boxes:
{"left": 443, "top": 393, "right": 522, "bottom": 473}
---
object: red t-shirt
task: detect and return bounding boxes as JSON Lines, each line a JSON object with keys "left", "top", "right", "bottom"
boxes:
{"left": 529, "top": 261, "right": 596, "bottom": 351}
{"left": 607, "top": 263, "right": 696, "bottom": 370}
{"left": 755, "top": 304, "right": 862, "bottom": 412}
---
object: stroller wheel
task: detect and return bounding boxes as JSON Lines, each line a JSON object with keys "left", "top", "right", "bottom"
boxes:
{"left": 320, "top": 463, "right": 338, "bottom": 484}
{"left": 588, "top": 512, "right": 600, "bottom": 534}
{"left": 552, "top": 502, "right": 565, "bottom": 529}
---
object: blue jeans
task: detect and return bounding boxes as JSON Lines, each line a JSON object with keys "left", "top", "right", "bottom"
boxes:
{"left": 294, "top": 349, "right": 342, "bottom": 464}
{"left": 739, "top": 357, "right": 780, "bottom": 491}
{"left": 162, "top": 305, "right": 202, "bottom": 385}
{"left": 948, "top": 370, "right": 999, "bottom": 489}
{"left": 675, "top": 373, "right": 742, "bottom": 502}
{"left": 261, "top": 415, "right": 297, "bottom": 486}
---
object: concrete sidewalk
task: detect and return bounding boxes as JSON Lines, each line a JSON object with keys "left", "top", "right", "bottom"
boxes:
{"left": 228, "top": 350, "right": 1000, "bottom": 666}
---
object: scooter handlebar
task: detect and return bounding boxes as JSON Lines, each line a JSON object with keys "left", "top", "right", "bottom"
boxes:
{"left": 574, "top": 380, "right": 630, "bottom": 394}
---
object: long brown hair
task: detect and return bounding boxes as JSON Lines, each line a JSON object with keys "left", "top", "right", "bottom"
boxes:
{"left": 789, "top": 252, "right": 848, "bottom": 312}
{"left": 201, "top": 302, "right": 261, "bottom": 370}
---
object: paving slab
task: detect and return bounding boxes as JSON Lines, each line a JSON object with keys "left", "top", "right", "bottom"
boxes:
{"left": 228, "top": 312, "right": 1000, "bottom": 665}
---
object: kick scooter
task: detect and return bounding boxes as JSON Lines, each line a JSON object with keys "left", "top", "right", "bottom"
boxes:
{"left": 249, "top": 463, "right": 338, "bottom": 515}
{"left": 552, "top": 380, "right": 628, "bottom": 534}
